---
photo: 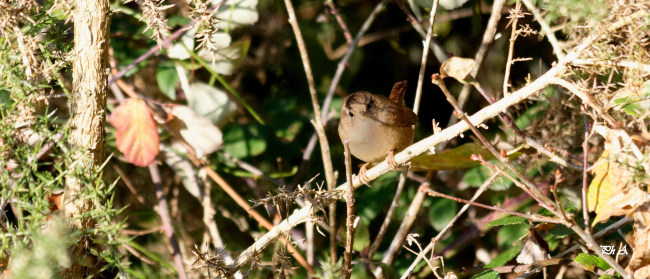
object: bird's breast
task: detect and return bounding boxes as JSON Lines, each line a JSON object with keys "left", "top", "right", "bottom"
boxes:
{"left": 339, "top": 117, "right": 414, "bottom": 163}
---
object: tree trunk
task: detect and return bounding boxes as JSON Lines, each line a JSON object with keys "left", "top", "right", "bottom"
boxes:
{"left": 62, "top": 0, "right": 110, "bottom": 276}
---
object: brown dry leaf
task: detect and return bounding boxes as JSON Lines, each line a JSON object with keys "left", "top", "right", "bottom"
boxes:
{"left": 109, "top": 98, "right": 160, "bottom": 167}
{"left": 626, "top": 203, "right": 650, "bottom": 278}
{"left": 166, "top": 104, "right": 223, "bottom": 159}
{"left": 439, "top": 57, "right": 476, "bottom": 84}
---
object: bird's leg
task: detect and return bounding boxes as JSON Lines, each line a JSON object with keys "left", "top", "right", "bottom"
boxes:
{"left": 386, "top": 150, "right": 399, "bottom": 169}
{"left": 358, "top": 162, "right": 372, "bottom": 187}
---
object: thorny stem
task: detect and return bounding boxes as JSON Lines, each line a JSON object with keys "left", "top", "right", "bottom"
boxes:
{"left": 204, "top": 165, "right": 314, "bottom": 274}
{"left": 343, "top": 141, "right": 356, "bottom": 278}
{"left": 550, "top": 78, "right": 619, "bottom": 128}
{"left": 283, "top": 0, "right": 337, "bottom": 264}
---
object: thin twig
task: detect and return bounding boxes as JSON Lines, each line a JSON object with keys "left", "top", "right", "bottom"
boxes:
{"left": 399, "top": 173, "right": 499, "bottom": 279}
{"left": 366, "top": 169, "right": 407, "bottom": 259}
{"left": 453, "top": 0, "right": 506, "bottom": 127}
{"left": 422, "top": 188, "right": 563, "bottom": 224}
{"left": 503, "top": 1, "right": 524, "bottom": 97}
{"left": 413, "top": 0, "right": 440, "bottom": 115}
{"left": 521, "top": 0, "right": 564, "bottom": 59}
{"left": 283, "top": 0, "right": 338, "bottom": 264}
{"left": 148, "top": 162, "right": 189, "bottom": 279}
{"left": 326, "top": 0, "right": 353, "bottom": 44}
{"left": 343, "top": 140, "right": 356, "bottom": 278}
{"left": 320, "top": 0, "right": 390, "bottom": 123}
{"left": 222, "top": 151, "right": 282, "bottom": 186}
{"left": 582, "top": 106, "right": 591, "bottom": 234}
{"left": 393, "top": 0, "right": 450, "bottom": 59}
{"left": 373, "top": 171, "right": 435, "bottom": 278}
{"left": 109, "top": 0, "right": 226, "bottom": 85}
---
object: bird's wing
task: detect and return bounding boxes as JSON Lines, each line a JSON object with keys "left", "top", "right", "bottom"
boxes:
{"left": 373, "top": 101, "right": 419, "bottom": 127}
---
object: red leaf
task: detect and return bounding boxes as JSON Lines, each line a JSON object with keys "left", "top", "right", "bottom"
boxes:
{"left": 110, "top": 98, "right": 160, "bottom": 167}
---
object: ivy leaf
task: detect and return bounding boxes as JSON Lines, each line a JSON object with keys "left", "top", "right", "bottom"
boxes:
{"left": 110, "top": 98, "right": 160, "bottom": 167}
{"left": 486, "top": 216, "right": 528, "bottom": 229}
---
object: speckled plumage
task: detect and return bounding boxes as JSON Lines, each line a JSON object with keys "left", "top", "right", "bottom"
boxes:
{"left": 338, "top": 81, "right": 418, "bottom": 163}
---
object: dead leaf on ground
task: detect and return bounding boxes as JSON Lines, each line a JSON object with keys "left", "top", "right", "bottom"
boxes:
{"left": 110, "top": 98, "right": 160, "bottom": 167}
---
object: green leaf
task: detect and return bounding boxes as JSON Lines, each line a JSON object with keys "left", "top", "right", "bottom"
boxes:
{"left": 548, "top": 224, "right": 574, "bottom": 238}
{"left": 484, "top": 243, "right": 523, "bottom": 268}
{"left": 156, "top": 61, "right": 179, "bottom": 100}
{"left": 379, "top": 263, "right": 398, "bottom": 279}
{"left": 470, "top": 270, "right": 500, "bottom": 279}
{"left": 429, "top": 198, "right": 457, "bottom": 231}
{"left": 166, "top": 15, "right": 190, "bottom": 27}
{"left": 486, "top": 216, "right": 528, "bottom": 229}
{"left": 411, "top": 143, "right": 514, "bottom": 171}
{"left": 497, "top": 223, "right": 529, "bottom": 248}
{"left": 270, "top": 112, "right": 304, "bottom": 142}
{"left": 338, "top": 218, "right": 371, "bottom": 252}
{"left": 223, "top": 124, "right": 269, "bottom": 158}
{"left": 574, "top": 253, "right": 611, "bottom": 271}
{"left": 463, "top": 166, "right": 513, "bottom": 191}
{"left": 599, "top": 275, "right": 618, "bottom": 279}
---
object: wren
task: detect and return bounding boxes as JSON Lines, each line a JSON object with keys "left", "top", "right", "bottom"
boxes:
{"left": 338, "top": 80, "right": 418, "bottom": 185}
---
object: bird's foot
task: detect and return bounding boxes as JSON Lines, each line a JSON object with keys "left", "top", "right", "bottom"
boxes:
{"left": 358, "top": 163, "right": 372, "bottom": 187}
{"left": 386, "top": 150, "right": 399, "bottom": 169}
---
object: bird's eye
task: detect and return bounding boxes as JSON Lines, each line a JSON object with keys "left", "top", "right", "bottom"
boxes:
{"left": 349, "top": 111, "right": 354, "bottom": 117}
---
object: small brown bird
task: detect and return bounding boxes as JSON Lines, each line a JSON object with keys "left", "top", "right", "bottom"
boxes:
{"left": 338, "top": 81, "right": 418, "bottom": 185}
